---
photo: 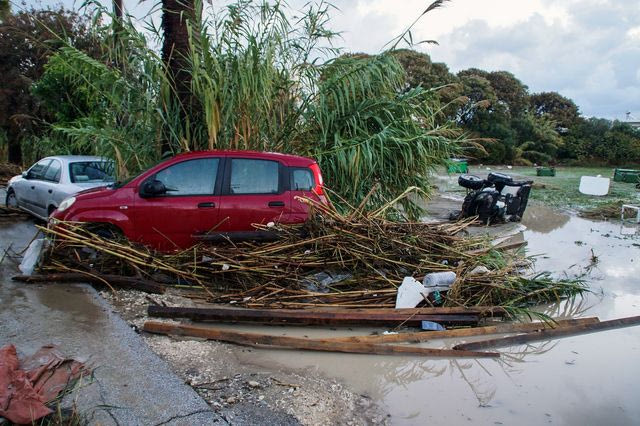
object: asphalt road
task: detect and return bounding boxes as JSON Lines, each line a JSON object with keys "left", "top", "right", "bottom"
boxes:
{"left": 0, "top": 211, "right": 225, "bottom": 425}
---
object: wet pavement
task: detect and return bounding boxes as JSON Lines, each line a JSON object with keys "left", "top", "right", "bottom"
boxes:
{"left": 0, "top": 219, "right": 223, "bottom": 425}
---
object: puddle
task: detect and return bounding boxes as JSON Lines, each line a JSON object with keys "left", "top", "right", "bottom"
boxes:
{"left": 0, "top": 220, "right": 107, "bottom": 356}
{"left": 225, "top": 205, "right": 640, "bottom": 425}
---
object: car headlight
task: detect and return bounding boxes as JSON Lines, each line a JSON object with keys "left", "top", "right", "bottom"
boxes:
{"left": 57, "top": 196, "right": 76, "bottom": 212}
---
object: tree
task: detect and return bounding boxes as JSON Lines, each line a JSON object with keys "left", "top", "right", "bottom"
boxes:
{"left": 32, "top": 1, "right": 462, "bottom": 217}
{"left": 391, "top": 49, "right": 460, "bottom": 121}
{"left": 512, "top": 113, "right": 561, "bottom": 165}
{"left": 161, "top": 0, "right": 200, "bottom": 155}
{"left": 0, "top": 7, "right": 97, "bottom": 164}
{"left": 485, "top": 71, "right": 529, "bottom": 118}
{"left": 113, "top": 0, "right": 123, "bottom": 19}
{"left": 455, "top": 73, "right": 497, "bottom": 126}
{"left": 530, "top": 91, "right": 579, "bottom": 130}
{"left": 596, "top": 122, "right": 640, "bottom": 164}
{"left": 391, "top": 49, "right": 456, "bottom": 90}
{"left": 0, "top": 0, "right": 9, "bottom": 22}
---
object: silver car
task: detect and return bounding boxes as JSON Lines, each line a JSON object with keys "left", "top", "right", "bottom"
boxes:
{"left": 6, "top": 155, "right": 115, "bottom": 220}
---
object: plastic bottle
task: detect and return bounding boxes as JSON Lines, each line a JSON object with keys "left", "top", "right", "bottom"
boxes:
{"left": 422, "top": 271, "right": 456, "bottom": 288}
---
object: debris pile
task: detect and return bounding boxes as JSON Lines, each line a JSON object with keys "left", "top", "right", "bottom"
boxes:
{"left": 579, "top": 200, "right": 626, "bottom": 220}
{"left": 21, "top": 194, "right": 640, "bottom": 359}
{"left": 37, "top": 197, "right": 587, "bottom": 316}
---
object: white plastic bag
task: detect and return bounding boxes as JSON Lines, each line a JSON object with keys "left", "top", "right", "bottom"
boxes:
{"left": 395, "top": 277, "right": 428, "bottom": 309}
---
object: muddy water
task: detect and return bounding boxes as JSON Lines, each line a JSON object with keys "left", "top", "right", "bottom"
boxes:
{"left": 0, "top": 220, "right": 107, "bottom": 356}
{"left": 227, "top": 204, "right": 640, "bottom": 425}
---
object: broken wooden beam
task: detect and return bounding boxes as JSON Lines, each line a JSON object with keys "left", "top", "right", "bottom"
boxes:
{"left": 454, "top": 315, "right": 640, "bottom": 351}
{"left": 13, "top": 273, "right": 165, "bottom": 294}
{"left": 147, "top": 306, "right": 483, "bottom": 326}
{"left": 143, "top": 321, "right": 499, "bottom": 358}
{"left": 322, "top": 317, "right": 600, "bottom": 344}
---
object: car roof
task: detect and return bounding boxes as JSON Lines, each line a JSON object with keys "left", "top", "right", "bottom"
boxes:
{"left": 172, "top": 150, "right": 317, "bottom": 167}
{"left": 44, "top": 155, "right": 111, "bottom": 163}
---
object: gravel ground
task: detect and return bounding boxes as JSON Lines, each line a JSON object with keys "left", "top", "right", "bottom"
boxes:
{"left": 101, "top": 289, "right": 388, "bottom": 425}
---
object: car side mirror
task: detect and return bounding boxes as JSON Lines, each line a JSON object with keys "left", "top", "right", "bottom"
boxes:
{"left": 22, "top": 171, "right": 29, "bottom": 179}
{"left": 140, "top": 179, "right": 167, "bottom": 198}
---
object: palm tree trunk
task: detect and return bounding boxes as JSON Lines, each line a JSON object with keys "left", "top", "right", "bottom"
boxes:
{"left": 113, "top": 0, "right": 123, "bottom": 19}
{"left": 161, "top": 0, "right": 199, "bottom": 155}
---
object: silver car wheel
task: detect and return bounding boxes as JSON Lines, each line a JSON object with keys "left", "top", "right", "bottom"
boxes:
{"left": 6, "top": 190, "right": 18, "bottom": 208}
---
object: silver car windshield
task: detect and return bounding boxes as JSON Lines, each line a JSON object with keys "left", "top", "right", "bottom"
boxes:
{"left": 69, "top": 161, "right": 115, "bottom": 184}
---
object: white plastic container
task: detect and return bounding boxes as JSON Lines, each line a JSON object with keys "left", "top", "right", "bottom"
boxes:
{"left": 423, "top": 271, "right": 456, "bottom": 288}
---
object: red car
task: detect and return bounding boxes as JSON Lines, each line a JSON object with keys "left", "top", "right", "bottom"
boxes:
{"left": 50, "top": 151, "right": 326, "bottom": 250}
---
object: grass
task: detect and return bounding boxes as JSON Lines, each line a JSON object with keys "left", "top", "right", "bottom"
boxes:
{"left": 438, "top": 165, "right": 640, "bottom": 213}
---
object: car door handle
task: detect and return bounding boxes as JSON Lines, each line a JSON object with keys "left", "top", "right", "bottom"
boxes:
{"left": 198, "top": 202, "right": 216, "bottom": 208}
{"left": 268, "top": 201, "right": 285, "bottom": 207}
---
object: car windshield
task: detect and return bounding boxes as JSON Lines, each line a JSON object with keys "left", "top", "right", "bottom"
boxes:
{"left": 69, "top": 161, "right": 115, "bottom": 184}
{"left": 111, "top": 173, "right": 139, "bottom": 189}
{"left": 110, "top": 157, "right": 167, "bottom": 188}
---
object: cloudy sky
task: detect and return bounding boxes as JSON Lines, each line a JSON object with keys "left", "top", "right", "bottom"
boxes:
{"left": 24, "top": 0, "right": 640, "bottom": 120}
{"left": 328, "top": 0, "right": 640, "bottom": 120}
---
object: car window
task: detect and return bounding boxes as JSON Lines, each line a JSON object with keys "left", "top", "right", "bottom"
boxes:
{"left": 43, "top": 160, "right": 61, "bottom": 182}
{"left": 69, "top": 161, "right": 115, "bottom": 183}
{"left": 154, "top": 158, "right": 219, "bottom": 196}
{"left": 28, "top": 159, "right": 52, "bottom": 180}
{"left": 291, "top": 168, "right": 314, "bottom": 191}
{"left": 230, "top": 159, "right": 279, "bottom": 194}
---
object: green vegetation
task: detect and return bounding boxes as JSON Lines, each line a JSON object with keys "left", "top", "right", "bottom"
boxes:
{"left": 2, "top": 0, "right": 461, "bottom": 217}
{"left": 2, "top": 0, "right": 637, "bottom": 216}
{"left": 390, "top": 50, "right": 640, "bottom": 166}
{"left": 0, "top": 6, "right": 99, "bottom": 164}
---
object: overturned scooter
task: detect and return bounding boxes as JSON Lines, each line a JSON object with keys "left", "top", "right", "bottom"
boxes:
{"left": 451, "top": 172, "right": 533, "bottom": 224}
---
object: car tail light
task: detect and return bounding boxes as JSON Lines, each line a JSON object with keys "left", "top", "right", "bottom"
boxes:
{"left": 309, "top": 163, "right": 324, "bottom": 196}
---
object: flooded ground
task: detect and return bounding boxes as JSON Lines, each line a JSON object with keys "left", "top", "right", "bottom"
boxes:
{"left": 3, "top": 184, "right": 639, "bottom": 425}
{"left": 218, "top": 199, "right": 640, "bottom": 425}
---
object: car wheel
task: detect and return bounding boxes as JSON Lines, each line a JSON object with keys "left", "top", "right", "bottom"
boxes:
{"left": 48, "top": 205, "right": 57, "bottom": 217}
{"left": 86, "top": 223, "right": 124, "bottom": 240}
{"left": 5, "top": 189, "right": 18, "bottom": 209}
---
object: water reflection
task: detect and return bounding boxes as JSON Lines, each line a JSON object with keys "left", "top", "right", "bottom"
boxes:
{"left": 236, "top": 204, "right": 640, "bottom": 425}
{"left": 522, "top": 205, "right": 570, "bottom": 234}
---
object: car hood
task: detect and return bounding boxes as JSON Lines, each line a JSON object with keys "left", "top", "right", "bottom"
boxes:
{"left": 74, "top": 185, "right": 116, "bottom": 200}
{"left": 8, "top": 175, "right": 22, "bottom": 186}
{"left": 74, "top": 181, "right": 113, "bottom": 190}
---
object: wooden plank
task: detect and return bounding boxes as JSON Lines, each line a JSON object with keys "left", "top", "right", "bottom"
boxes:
{"left": 13, "top": 273, "right": 165, "bottom": 294}
{"left": 454, "top": 315, "right": 640, "bottom": 351}
{"left": 322, "top": 317, "right": 600, "bottom": 344}
{"left": 143, "top": 321, "right": 499, "bottom": 358}
{"left": 334, "top": 307, "right": 506, "bottom": 315}
{"left": 147, "top": 306, "right": 480, "bottom": 326}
